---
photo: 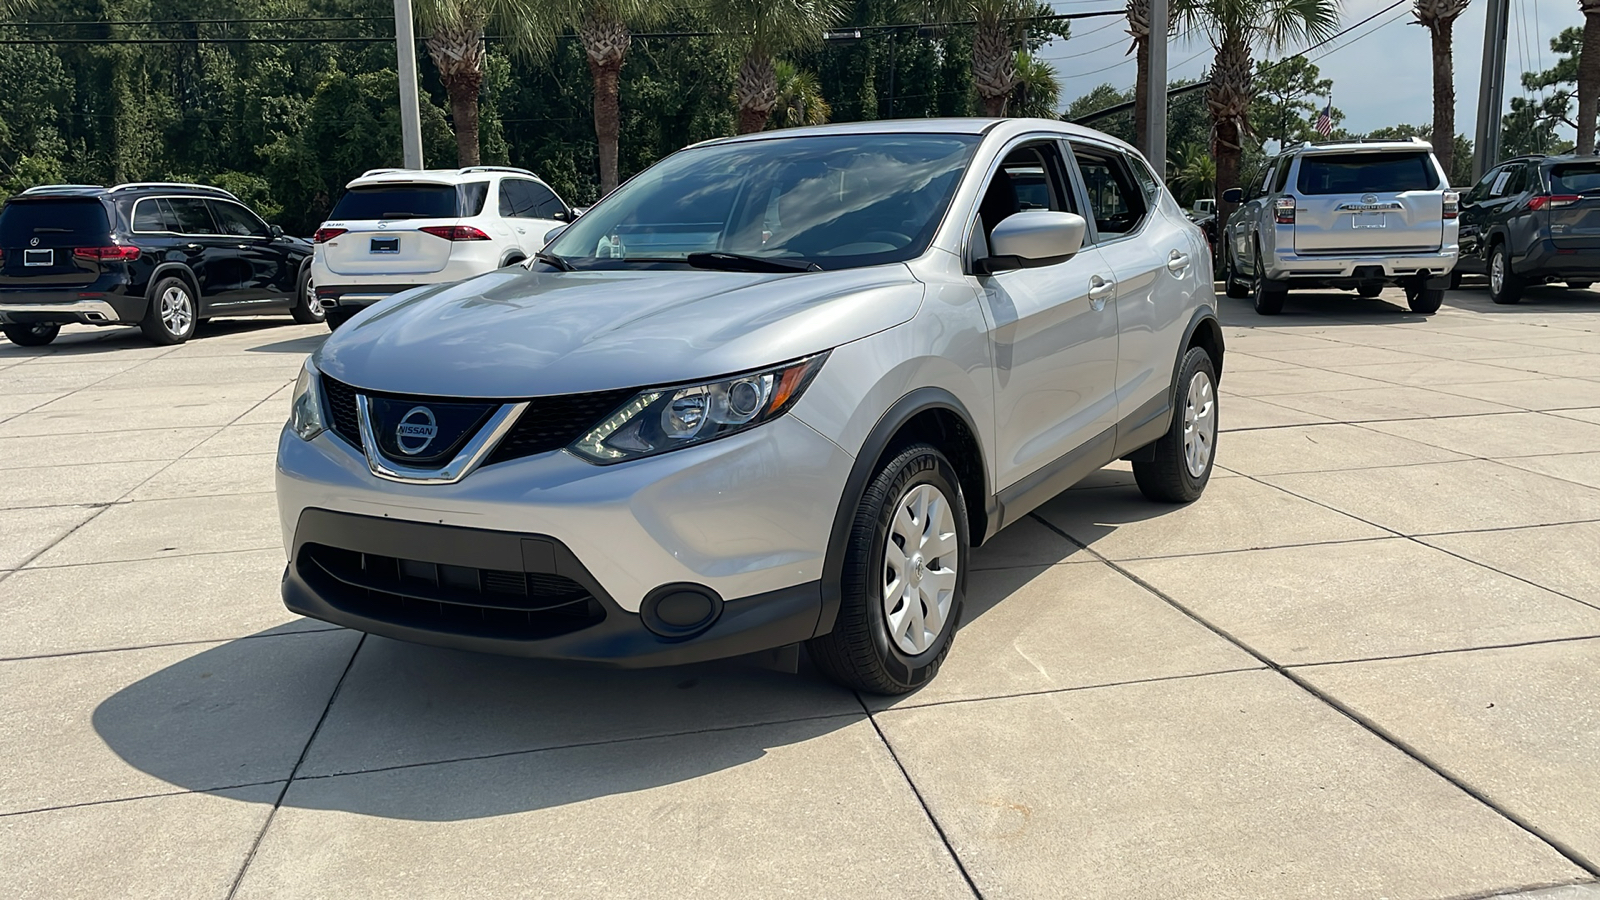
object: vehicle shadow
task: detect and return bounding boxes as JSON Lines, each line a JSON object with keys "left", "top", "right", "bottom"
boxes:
{"left": 1213, "top": 288, "right": 1432, "bottom": 326}
{"left": 244, "top": 332, "right": 327, "bottom": 354}
{"left": 88, "top": 520, "right": 1087, "bottom": 820}
{"left": 1448, "top": 284, "right": 1600, "bottom": 314}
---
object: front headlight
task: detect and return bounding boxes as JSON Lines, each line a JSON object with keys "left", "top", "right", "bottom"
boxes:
{"left": 288, "top": 359, "right": 326, "bottom": 442}
{"left": 570, "top": 353, "right": 829, "bottom": 464}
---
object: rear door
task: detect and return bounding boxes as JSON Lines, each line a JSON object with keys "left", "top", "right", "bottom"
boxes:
{"left": 163, "top": 197, "right": 244, "bottom": 305}
{"left": 0, "top": 197, "right": 113, "bottom": 289}
{"left": 319, "top": 182, "right": 480, "bottom": 277}
{"left": 1291, "top": 150, "right": 1446, "bottom": 253}
{"left": 1543, "top": 160, "right": 1600, "bottom": 250}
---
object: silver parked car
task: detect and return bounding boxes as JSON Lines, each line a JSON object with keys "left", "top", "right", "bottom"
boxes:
{"left": 1218, "top": 138, "right": 1459, "bottom": 315}
{"left": 275, "top": 119, "right": 1224, "bottom": 694}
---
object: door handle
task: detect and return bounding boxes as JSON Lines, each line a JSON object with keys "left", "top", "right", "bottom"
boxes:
{"left": 1167, "top": 250, "right": 1191, "bottom": 274}
{"left": 1088, "top": 275, "right": 1114, "bottom": 311}
{"left": 183, "top": 243, "right": 202, "bottom": 251}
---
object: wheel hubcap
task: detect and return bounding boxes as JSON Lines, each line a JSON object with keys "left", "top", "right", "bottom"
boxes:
{"left": 1491, "top": 255, "right": 1503, "bottom": 294}
{"left": 307, "top": 292, "right": 323, "bottom": 317}
{"left": 1182, "top": 371, "right": 1216, "bottom": 478}
{"left": 883, "top": 482, "right": 958, "bottom": 655}
{"left": 161, "top": 286, "right": 193, "bottom": 334}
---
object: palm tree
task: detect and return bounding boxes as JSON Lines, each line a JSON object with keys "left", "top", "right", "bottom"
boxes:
{"left": 548, "top": 0, "right": 663, "bottom": 195}
{"left": 1126, "top": 0, "right": 1150, "bottom": 151}
{"left": 1579, "top": 0, "right": 1600, "bottom": 153}
{"left": 1010, "top": 52, "right": 1061, "bottom": 118}
{"left": 1169, "top": 140, "right": 1215, "bottom": 204}
{"left": 1413, "top": 0, "right": 1469, "bottom": 177}
{"left": 773, "top": 61, "right": 833, "bottom": 127}
{"left": 415, "top": 0, "right": 549, "bottom": 167}
{"left": 1175, "top": 0, "right": 1339, "bottom": 225}
{"left": 908, "top": 0, "right": 1033, "bottom": 116}
{"left": 707, "top": 0, "right": 844, "bottom": 134}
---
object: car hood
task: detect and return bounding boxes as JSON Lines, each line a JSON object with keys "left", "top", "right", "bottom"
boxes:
{"left": 315, "top": 263, "right": 925, "bottom": 397}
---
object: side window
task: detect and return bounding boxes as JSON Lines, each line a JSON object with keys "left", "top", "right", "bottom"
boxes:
{"left": 207, "top": 200, "right": 269, "bottom": 237}
{"left": 166, "top": 197, "right": 217, "bottom": 234}
{"left": 1467, "top": 168, "right": 1500, "bottom": 203}
{"left": 459, "top": 181, "right": 490, "bottom": 216}
{"left": 131, "top": 198, "right": 175, "bottom": 233}
{"left": 527, "top": 182, "right": 564, "bottom": 219}
{"left": 1273, "top": 159, "right": 1294, "bottom": 193}
{"left": 1125, "top": 152, "right": 1162, "bottom": 204}
{"left": 497, "top": 181, "right": 519, "bottom": 217}
{"left": 1504, "top": 164, "right": 1528, "bottom": 196}
{"left": 1072, "top": 145, "right": 1149, "bottom": 240}
{"left": 1489, "top": 166, "right": 1518, "bottom": 198}
{"left": 971, "top": 141, "right": 1075, "bottom": 261}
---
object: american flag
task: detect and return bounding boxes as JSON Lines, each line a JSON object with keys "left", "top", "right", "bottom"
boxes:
{"left": 1315, "top": 101, "right": 1335, "bottom": 138}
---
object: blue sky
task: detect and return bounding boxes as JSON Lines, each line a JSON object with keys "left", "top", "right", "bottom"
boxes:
{"left": 1043, "top": 0, "right": 1585, "bottom": 139}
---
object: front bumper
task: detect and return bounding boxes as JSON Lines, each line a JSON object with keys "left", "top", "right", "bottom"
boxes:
{"left": 1268, "top": 247, "right": 1459, "bottom": 283}
{"left": 275, "top": 414, "right": 855, "bottom": 663}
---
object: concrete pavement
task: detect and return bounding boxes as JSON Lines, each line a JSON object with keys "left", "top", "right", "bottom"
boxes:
{"left": 3, "top": 284, "right": 1600, "bottom": 898}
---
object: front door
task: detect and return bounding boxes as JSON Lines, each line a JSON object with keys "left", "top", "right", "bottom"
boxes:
{"left": 970, "top": 140, "right": 1121, "bottom": 492}
{"left": 207, "top": 199, "right": 295, "bottom": 304}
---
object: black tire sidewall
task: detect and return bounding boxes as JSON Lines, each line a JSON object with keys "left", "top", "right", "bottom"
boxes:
{"left": 846, "top": 445, "right": 969, "bottom": 689}
{"left": 1252, "top": 249, "right": 1285, "bottom": 315}
{"left": 291, "top": 267, "right": 324, "bottom": 323}
{"left": 1491, "top": 244, "right": 1521, "bottom": 304}
{"left": 145, "top": 276, "right": 197, "bottom": 343}
{"left": 3, "top": 323, "right": 60, "bottom": 346}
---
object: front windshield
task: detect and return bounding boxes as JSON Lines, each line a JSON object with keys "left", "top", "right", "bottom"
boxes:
{"left": 545, "top": 133, "right": 980, "bottom": 271}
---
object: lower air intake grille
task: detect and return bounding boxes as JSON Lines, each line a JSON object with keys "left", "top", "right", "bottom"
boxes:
{"left": 299, "top": 543, "right": 605, "bottom": 639}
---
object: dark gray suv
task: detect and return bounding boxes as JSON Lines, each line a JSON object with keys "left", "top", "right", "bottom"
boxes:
{"left": 1456, "top": 154, "right": 1600, "bottom": 304}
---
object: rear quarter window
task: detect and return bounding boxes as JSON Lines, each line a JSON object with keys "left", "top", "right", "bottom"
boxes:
{"left": 1548, "top": 163, "right": 1600, "bottom": 194}
{"left": 0, "top": 199, "right": 113, "bottom": 246}
{"left": 1296, "top": 152, "right": 1440, "bottom": 195}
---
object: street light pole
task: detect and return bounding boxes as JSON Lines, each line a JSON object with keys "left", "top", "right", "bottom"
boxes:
{"left": 394, "top": 0, "right": 425, "bottom": 170}
{"left": 1146, "top": 0, "right": 1168, "bottom": 178}
{"left": 1472, "top": 0, "right": 1509, "bottom": 182}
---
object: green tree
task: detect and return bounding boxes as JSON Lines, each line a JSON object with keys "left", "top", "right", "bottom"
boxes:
{"left": 704, "top": 0, "right": 844, "bottom": 134}
{"left": 415, "top": 0, "right": 550, "bottom": 167}
{"left": 772, "top": 61, "right": 832, "bottom": 127}
{"left": 1412, "top": 0, "right": 1470, "bottom": 177}
{"left": 1366, "top": 123, "right": 1474, "bottom": 185}
{"left": 905, "top": 0, "right": 1032, "bottom": 115}
{"left": 1175, "top": 0, "right": 1340, "bottom": 226}
{"left": 547, "top": 0, "right": 665, "bottom": 195}
{"left": 1249, "top": 56, "right": 1336, "bottom": 149}
{"left": 1167, "top": 140, "right": 1214, "bottom": 206}
{"left": 1064, "top": 83, "right": 1135, "bottom": 142}
{"left": 1009, "top": 51, "right": 1060, "bottom": 118}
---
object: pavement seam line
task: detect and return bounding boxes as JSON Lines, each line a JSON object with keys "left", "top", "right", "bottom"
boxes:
{"left": 868, "top": 665, "right": 1266, "bottom": 713}
{"left": 1028, "top": 511, "right": 1600, "bottom": 880}
{"left": 1284, "top": 633, "right": 1600, "bottom": 670}
{"left": 858, "top": 693, "right": 985, "bottom": 900}
{"left": 225, "top": 632, "right": 366, "bottom": 900}
{"left": 0, "top": 625, "right": 344, "bottom": 663}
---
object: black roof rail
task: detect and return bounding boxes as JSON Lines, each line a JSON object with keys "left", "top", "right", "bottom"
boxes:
{"left": 17, "top": 184, "right": 108, "bottom": 196}
{"left": 107, "top": 182, "right": 240, "bottom": 200}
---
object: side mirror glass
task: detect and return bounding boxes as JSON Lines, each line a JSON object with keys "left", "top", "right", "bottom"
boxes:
{"left": 981, "top": 211, "right": 1087, "bottom": 273}
{"left": 269, "top": 224, "right": 284, "bottom": 238}
{"left": 1221, "top": 187, "right": 1243, "bottom": 204}
{"left": 552, "top": 209, "right": 571, "bottom": 222}
{"left": 542, "top": 225, "right": 568, "bottom": 246}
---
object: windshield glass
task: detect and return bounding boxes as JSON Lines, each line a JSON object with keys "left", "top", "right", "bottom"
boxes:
{"left": 328, "top": 184, "right": 485, "bottom": 220}
{"left": 1549, "top": 162, "right": 1600, "bottom": 194}
{"left": 1296, "top": 152, "right": 1440, "bottom": 195}
{"left": 545, "top": 133, "right": 980, "bottom": 271}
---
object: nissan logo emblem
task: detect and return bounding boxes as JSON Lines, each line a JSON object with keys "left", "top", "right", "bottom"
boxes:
{"left": 395, "top": 406, "right": 438, "bottom": 455}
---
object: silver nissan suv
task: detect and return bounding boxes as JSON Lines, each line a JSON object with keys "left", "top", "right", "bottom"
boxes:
{"left": 1219, "top": 138, "right": 1460, "bottom": 315}
{"left": 276, "top": 119, "right": 1224, "bottom": 695}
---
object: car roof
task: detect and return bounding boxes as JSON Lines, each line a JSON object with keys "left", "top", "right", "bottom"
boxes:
{"left": 13, "top": 182, "right": 240, "bottom": 202}
{"left": 690, "top": 117, "right": 1138, "bottom": 155}
{"left": 345, "top": 167, "right": 545, "bottom": 189}
{"left": 1288, "top": 138, "right": 1435, "bottom": 156}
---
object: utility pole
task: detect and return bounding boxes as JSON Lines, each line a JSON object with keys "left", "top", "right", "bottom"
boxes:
{"left": 1473, "top": 0, "right": 1510, "bottom": 182}
{"left": 394, "top": 0, "right": 424, "bottom": 170}
{"left": 1146, "top": 0, "right": 1168, "bottom": 178}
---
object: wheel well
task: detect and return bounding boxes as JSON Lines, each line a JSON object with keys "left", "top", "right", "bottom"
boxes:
{"left": 503, "top": 253, "right": 526, "bottom": 266}
{"left": 151, "top": 265, "right": 199, "bottom": 300}
{"left": 882, "top": 408, "right": 990, "bottom": 545}
{"left": 1187, "top": 316, "right": 1225, "bottom": 380}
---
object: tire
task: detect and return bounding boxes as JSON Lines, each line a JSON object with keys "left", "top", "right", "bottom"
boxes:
{"left": 140, "top": 276, "right": 198, "bottom": 344}
{"left": 1223, "top": 248, "right": 1249, "bottom": 299}
{"left": 1408, "top": 286, "right": 1444, "bottom": 314}
{"left": 1357, "top": 282, "right": 1383, "bottom": 298}
{"left": 1133, "top": 347, "right": 1219, "bottom": 504}
{"left": 807, "top": 443, "right": 968, "bottom": 695}
{"left": 325, "top": 307, "right": 353, "bottom": 331}
{"left": 1252, "top": 248, "right": 1286, "bottom": 315}
{"left": 290, "top": 268, "right": 324, "bottom": 324}
{"left": 1568, "top": 281, "right": 1592, "bottom": 290}
{"left": 1489, "top": 242, "right": 1523, "bottom": 305}
{"left": 1449, "top": 271, "right": 1463, "bottom": 290}
{"left": 2, "top": 322, "right": 60, "bottom": 347}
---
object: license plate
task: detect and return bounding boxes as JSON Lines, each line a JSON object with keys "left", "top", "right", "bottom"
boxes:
{"left": 23, "top": 248, "right": 53, "bottom": 266}
{"left": 369, "top": 237, "right": 400, "bottom": 254}
{"left": 1353, "top": 212, "right": 1386, "bottom": 229}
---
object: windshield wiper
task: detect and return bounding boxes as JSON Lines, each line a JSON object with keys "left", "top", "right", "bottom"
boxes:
{"left": 534, "top": 251, "right": 574, "bottom": 271}
{"left": 686, "top": 251, "right": 820, "bottom": 273}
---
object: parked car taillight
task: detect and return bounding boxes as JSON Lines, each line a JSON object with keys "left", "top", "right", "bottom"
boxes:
{"left": 1274, "top": 196, "right": 1296, "bottom": 225}
{"left": 1443, "top": 190, "right": 1460, "bottom": 219}
{"left": 73, "top": 246, "right": 141, "bottom": 261}
{"left": 1528, "top": 194, "right": 1581, "bottom": 211}
{"left": 313, "top": 227, "right": 347, "bottom": 243}
{"left": 420, "top": 225, "right": 492, "bottom": 241}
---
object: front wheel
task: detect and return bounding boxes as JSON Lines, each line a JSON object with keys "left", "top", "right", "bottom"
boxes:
{"left": 2, "top": 322, "right": 60, "bottom": 346}
{"left": 1133, "top": 347, "right": 1219, "bottom": 504}
{"left": 808, "top": 443, "right": 968, "bottom": 695}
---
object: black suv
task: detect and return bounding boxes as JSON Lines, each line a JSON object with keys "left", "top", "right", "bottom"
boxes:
{"left": 0, "top": 182, "right": 318, "bottom": 346}
{"left": 1457, "top": 155, "right": 1600, "bottom": 304}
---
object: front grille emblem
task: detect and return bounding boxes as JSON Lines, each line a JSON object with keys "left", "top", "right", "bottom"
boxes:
{"left": 396, "top": 406, "right": 439, "bottom": 455}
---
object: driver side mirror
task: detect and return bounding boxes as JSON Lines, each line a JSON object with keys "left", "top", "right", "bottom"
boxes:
{"left": 979, "top": 211, "right": 1087, "bottom": 274}
{"left": 541, "top": 224, "right": 568, "bottom": 245}
{"left": 1221, "top": 188, "right": 1243, "bottom": 204}
{"left": 269, "top": 224, "right": 284, "bottom": 239}
{"left": 552, "top": 209, "right": 571, "bottom": 222}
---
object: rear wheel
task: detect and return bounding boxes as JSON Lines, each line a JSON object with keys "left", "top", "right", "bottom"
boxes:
{"left": 140, "top": 277, "right": 197, "bottom": 344}
{"left": 1568, "top": 281, "right": 1592, "bottom": 290}
{"left": 2, "top": 323, "right": 60, "bottom": 347}
{"left": 1252, "top": 248, "right": 1286, "bottom": 315}
{"left": 290, "top": 268, "right": 324, "bottom": 324}
{"left": 1223, "top": 248, "right": 1249, "bottom": 299}
{"left": 1408, "top": 286, "right": 1444, "bottom": 314}
{"left": 808, "top": 443, "right": 968, "bottom": 695}
{"left": 1489, "top": 243, "right": 1524, "bottom": 305}
{"left": 325, "top": 307, "right": 353, "bottom": 331}
{"left": 1133, "top": 347, "right": 1219, "bottom": 503}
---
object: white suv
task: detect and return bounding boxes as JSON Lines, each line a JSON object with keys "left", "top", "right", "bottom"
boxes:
{"left": 311, "top": 167, "right": 574, "bottom": 328}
